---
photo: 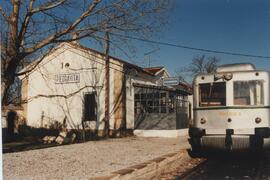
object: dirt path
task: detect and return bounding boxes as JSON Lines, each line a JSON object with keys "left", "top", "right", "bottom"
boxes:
{"left": 3, "top": 136, "right": 189, "bottom": 180}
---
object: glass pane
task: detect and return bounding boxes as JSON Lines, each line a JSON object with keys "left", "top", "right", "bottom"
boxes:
{"left": 199, "top": 82, "right": 226, "bottom": 107}
{"left": 154, "top": 92, "right": 160, "bottom": 99}
{"left": 141, "top": 93, "right": 146, "bottom": 99}
{"left": 160, "top": 106, "right": 167, "bottom": 113}
{"left": 234, "top": 81, "right": 264, "bottom": 105}
{"left": 135, "top": 94, "right": 140, "bottom": 100}
{"left": 147, "top": 93, "right": 153, "bottom": 99}
{"left": 160, "top": 93, "right": 166, "bottom": 98}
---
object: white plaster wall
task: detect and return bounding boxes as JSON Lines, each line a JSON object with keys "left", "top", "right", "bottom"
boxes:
{"left": 125, "top": 74, "right": 157, "bottom": 129}
{"left": 25, "top": 43, "right": 158, "bottom": 130}
{"left": 125, "top": 76, "right": 134, "bottom": 129}
{"left": 188, "top": 95, "right": 193, "bottom": 120}
{"left": 27, "top": 44, "right": 107, "bottom": 129}
{"left": 134, "top": 129, "right": 188, "bottom": 138}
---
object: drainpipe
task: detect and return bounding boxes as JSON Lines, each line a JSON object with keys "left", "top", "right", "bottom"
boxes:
{"left": 104, "top": 32, "right": 110, "bottom": 137}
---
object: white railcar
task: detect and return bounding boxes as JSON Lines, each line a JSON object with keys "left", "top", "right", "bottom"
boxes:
{"left": 189, "top": 63, "right": 270, "bottom": 152}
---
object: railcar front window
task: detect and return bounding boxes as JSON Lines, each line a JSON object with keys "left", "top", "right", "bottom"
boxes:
{"left": 234, "top": 80, "right": 264, "bottom": 106}
{"left": 199, "top": 82, "right": 226, "bottom": 107}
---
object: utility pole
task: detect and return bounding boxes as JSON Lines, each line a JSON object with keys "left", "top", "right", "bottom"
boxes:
{"left": 104, "top": 31, "right": 110, "bottom": 137}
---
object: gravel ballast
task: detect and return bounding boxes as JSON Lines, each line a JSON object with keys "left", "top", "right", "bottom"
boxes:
{"left": 3, "top": 136, "right": 189, "bottom": 180}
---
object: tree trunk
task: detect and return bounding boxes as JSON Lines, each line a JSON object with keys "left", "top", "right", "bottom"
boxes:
{"left": 1, "top": 78, "right": 12, "bottom": 106}
{"left": 2, "top": 57, "right": 18, "bottom": 106}
{"left": 2, "top": 0, "right": 21, "bottom": 106}
{"left": 104, "top": 31, "right": 110, "bottom": 137}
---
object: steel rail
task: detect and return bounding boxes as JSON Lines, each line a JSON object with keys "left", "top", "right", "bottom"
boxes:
{"left": 176, "top": 160, "right": 208, "bottom": 180}
{"left": 252, "top": 151, "right": 268, "bottom": 180}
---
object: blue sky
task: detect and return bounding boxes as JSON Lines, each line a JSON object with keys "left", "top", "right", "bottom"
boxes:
{"left": 82, "top": 0, "right": 270, "bottom": 79}
{"left": 108, "top": 0, "right": 270, "bottom": 77}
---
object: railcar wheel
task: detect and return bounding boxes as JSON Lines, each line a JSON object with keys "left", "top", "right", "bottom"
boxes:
{"left": 189, "top": 138, "right": 203, "bottom": 157}
{"left": 250, "top": 136, "right": 263, "bottom": 152}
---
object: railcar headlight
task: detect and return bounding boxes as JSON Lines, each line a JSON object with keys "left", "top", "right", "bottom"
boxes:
{"left": 200, "top": 117, "right": 206, "bottom": 124}
{"left": 255, "top": 117, "right": 262, "bottom": 124}
{"left": 224, "top": 73, "right": 233, "bottom": 81}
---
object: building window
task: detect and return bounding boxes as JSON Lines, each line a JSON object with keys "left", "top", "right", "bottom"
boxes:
{"left": 134, "top": 88, "right": 184, "bottom": 114}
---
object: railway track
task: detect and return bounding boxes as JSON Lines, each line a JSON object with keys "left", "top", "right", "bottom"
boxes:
{"left": 175, "top": 159, "right": 208, "bottom": 180}
{"left": 159, "top": 150, "right": 270, "bottom": 179}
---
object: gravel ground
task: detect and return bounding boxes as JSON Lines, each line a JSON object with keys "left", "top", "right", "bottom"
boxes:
{"left": 3, "top": 136, "right": 189, "bottom": 180}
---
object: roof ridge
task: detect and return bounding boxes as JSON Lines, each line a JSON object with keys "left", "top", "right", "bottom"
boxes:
{"left": 20, "top": 42, "right": 155, "bottom": 77}
{"left": 66, "top": 42, "right": 154, "bottom": 76}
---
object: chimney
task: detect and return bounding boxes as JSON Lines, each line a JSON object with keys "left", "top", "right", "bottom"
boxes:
{"left": 71, "top": 32, "right": 79, "bottom": 44}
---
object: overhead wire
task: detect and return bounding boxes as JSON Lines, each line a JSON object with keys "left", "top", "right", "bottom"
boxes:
{"left": 108, "top": 32, "right": 270, "bottom": 59}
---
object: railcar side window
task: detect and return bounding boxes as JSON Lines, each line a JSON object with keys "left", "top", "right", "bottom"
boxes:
{"left": 234, "top": 80, "right": 264, "bottom": 106}
{"left": 199, "top": 82, "right": 226, "bottom": 107}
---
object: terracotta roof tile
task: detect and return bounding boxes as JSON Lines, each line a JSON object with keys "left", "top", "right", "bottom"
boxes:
{"left": 143, "top": 66, "right": 164, "bottom": 75}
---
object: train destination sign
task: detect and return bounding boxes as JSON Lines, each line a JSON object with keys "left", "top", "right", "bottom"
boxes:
{"left": 55, "top": 73, "right": 80, "bottom": 84}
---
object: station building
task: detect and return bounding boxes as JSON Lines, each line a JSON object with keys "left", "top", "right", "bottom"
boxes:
{"left": 17, "top": 42, "right": 192, "bottom": 137}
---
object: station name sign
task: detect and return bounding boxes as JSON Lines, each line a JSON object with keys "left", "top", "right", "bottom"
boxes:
{"left": 55, "top": 73, "right": 80, "bottom": 84}
{"left": 163, "top": 77, "right": 179, "bottom": 86}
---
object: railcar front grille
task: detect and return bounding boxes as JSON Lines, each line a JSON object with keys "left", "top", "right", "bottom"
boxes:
{"left": 201, "top": 136, "right": 225, "bottom": 149}
{"left": 201, "top": 135, "right": 250, "bottom": 150}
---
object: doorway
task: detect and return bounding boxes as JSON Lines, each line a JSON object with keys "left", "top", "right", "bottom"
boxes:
{"left": 7, "top": 110, "right": 17, "bottom": 141}
{"left": 83, "top": 92, "right": 97, "bottom": 121}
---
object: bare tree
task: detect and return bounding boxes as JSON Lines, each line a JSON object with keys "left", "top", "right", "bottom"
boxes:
{"left": 175, "top": 55, "right": 220, "bottom": 82}
{"left": 1, "top": 0, "right": 172, "bottom": 106}
{"left": 174, "top": 69, "right": 186, "bottom": 82}
{"left": 188, "top": 55, "right": 219, "bottom": 75}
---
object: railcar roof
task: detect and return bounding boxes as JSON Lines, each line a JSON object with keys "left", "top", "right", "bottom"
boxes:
{"left": 193, "top": 70, "right": 269, "bottom": 84}
{"left": 216, "top": 63, "right": 255, "bottom": 72}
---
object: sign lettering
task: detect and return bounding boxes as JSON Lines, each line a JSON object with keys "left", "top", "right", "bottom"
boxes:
{"left": 163, "top": 77, "right": 179, "bottom": 86}
{"left": 55, "top": 73, "right": 80, "bottom": 84}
